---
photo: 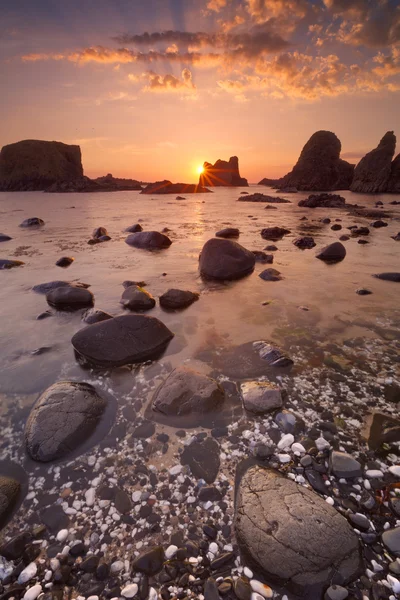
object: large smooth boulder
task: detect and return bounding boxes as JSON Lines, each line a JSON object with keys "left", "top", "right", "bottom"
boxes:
{"left": 277, "top": 131, "right": 354, "bottom": 192}
{"left": 46, "top": 287, "right": 94, "bottom": 310}
{"left": 316, "top": 242, "right": 346, "bottom": 263}
{"left": 199, "top": 238, "right": 255, "bottom": 281}
{"left": 71, "top": 314, "right": 174, "bottom": 368}
{"left": 159, "top": 289, "right": 199, "bottom": 310}
{"left": 0, "top": 140, "right": 83, "bottom": 191}
{"left": 199, "top": 156, "right": 248, "bottom": 186}
{"left": 351, "top": 131, "right": 396, "bottom": 193}
{"left": 25, "top": 381, "right": 107, "bottom": 462}
{"left": 125, "top": 231, "right": 172, "bottom": 250}
{"left": 0, "top": 476, "right": 20, "bottom": 529}
{"left": 235, "top": 466, "right": 361, "bottom": 597}
{"left": 120, "top": 286, "right": 156, "bottom": 311}
{"left": 152, "top": 366, "right": 225, "bottom": 417}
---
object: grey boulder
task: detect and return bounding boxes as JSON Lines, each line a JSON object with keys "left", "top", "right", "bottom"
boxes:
{"left": 25, "top": 381, "right": 107, "bottom": 462}
{"left": 199, "top": 238, "right": 255, "bottom": 281}
{"left": 120, "top": 286, "right": 156, "bottom": 311}
{"left": 240, "top": 381, "right": 282, "bottom": 414}
{"left": 330, "top": 451, "right": 362, "bottom": 479}
{"left": 382, "top": 527, "right": 400, "bottom": 556}
{"left": 125, "top": 231, "right": 172, "bottom": 250}
{"left": 46, "top": 286, "right": 94, "bottom": 310}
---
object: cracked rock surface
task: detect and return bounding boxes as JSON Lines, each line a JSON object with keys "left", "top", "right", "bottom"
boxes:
{"left": 235, "top": 465, "right": 361, "bottom": 598}
{"left": 25, "top": 381, "right": 107, "bottom": 462}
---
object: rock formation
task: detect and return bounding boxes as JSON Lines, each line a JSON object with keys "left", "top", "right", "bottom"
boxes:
{"left": 350, "top": 131, "right": 396, "bottom": 193}
{"left": 388, "top": 152, "right": 400, "bottom": 192}
{"left": 94, "top": 173, "right": 142, "bottom": 190}
{"left": 276, "top": 131, "right": 354, "bottom": 191}
{"left": 199, "top": 156, "right": 248, "bottom": 187}
{"left": 141, "top": 180, "right": 211, "bottom": 194}
{"left": 199, "top": 238, "right": 255, "bottom": 281}
{"left": 258, "top": 177, "right": 280, "bottom": 186}
{"left": 0, "top": 140, "right": 83, "bottom": 191}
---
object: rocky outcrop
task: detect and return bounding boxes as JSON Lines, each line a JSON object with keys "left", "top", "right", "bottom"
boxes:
{"left": 388, "top": 153, "right": 400, "bottom": 192}
{"left": 25, "top": 381, "right": 107, "bottom": 462}
{"left": 0, "top": 140, "right": 83, "bottom": 191}
{"left": 94, "top": 173, "right": 142, "bottom": 190}
{"left": 238, "top": 193, "right": 290, "bottom": 203}
{"left": 141, "top": 180, "right": 211, "bottom": 194}
{"left": 351, "top": 132, "right": 396, "bottom": 193}
{"left": 258, "top": 177, "right": 280, "bottom": 186}
{"left": 276, "top": 131, "right": 354, "bottom": 191}
{"left": 298, "top": 193, "right": 347, "bottom": 208}
{"left": 199, "top": 156, "right": 248, "bottom": 187}
{"left": 199, "top": 238, "right": 255, "bottom": 281}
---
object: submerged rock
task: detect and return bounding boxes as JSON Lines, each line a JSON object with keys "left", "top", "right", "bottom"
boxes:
{"left": 125, "top": 231, "right": 172, "bottom": 250}
{"left": 356, "top": 288, "right": 372, "bottom": 296}
{"left": 82, "top": 308, "right": 112, "bottom": 324}
{"left": 351, "top": 131, "right": 396, "bottom": 193}
{"left": 181, "top": 437, "right": 220, "bottom": 483}
{"left": 215, "top": 227, "right": 240, "bottom": 238}
{"left": 316, "top": 242, "right": 346, "bottom": 263}
{"left": 71, "top": 314, "right": 174, "bottom": 368}
{"left": 293, "top": 236, "right": 316, "bottom": 249}
{"left": 373, "top": 272, "right": 400, "bottom": 282}
{"left": 199, "top": 238, "right": 255, "bottom": 281}
{"left": 255, "top": 342, "right": 294, "bottom": 367}
{"left": 92, "top": 227, "right": 107, "bottom": 239}
{"left": 391, "top": 232, "right": 400, "bottom": 241}
{"left": 120, "top": 286, "right": 156, "bottom": 311}
{"left": 0, "top": 259, "right": 24, "bottom": 269}
{"left": 259, "top": 268, "right": 282, "bottom": 281}
{"left": 235, "top": 466, "right": 361, "bottom": 597}
{"left": 152, "top": 366, "right": 225, "bottom": 417}
{"left": 159, "top": 289, "right": 199, "bottom": 310}
{"left": 132, "top": 546, "right": 165, "bottom": 575}
{"left": 238, "top": 193, "right": 290, "bottom": 203}
{"left": 0, "top": 234, "right": 12, "bottom": 242}
{"left": 261, "top": 227, "right": 290, "bottom": 241}
{"left": 46, "top": 287, "right": 94, "bottom": 311}
{"left": 55, "top": 256, "right": 74, "bottom": 268}
{"left": 19, "top": 217, "right": 44, "bottom": 228}
{"left": 25, "top": 381, "right": 107, "bottom": 462}
{"left": 32, "top": 280, "right": 90, "bottom": 294}
{"left": 199, "top": 156, "right": 248, "bottom": 187}
{"left": 240, "top": 381, "right": 282, "bottom": 414}
{"left": 0, "top": 476, "right": 20, "bottom": 529}
{"left": 252, "top": 251, "right": 273, "bottom": 264}
{"left": 125, "top": 223, "right": 143, "bottom": 233}
{"left": 212, "top": 341, "right": 293, "bottom": 379}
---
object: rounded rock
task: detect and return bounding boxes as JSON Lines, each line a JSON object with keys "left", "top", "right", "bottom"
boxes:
{"left": 199, "top": 238, "right": 255, "bottom": 281}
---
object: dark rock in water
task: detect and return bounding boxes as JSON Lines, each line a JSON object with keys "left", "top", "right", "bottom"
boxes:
{"left": 259, "top": 268, "right": 282, "bottom": 281}
{"left": 351, "top": 227, "right": 369, "bottom": 237}
{"left": 351, "top": 131, "right": 396, "bottom": 193}
{"left": 37, "top": 311, "right": 52, "bottom": 320}
{"left": 82, "top": 308, "right": 112, "bottom": 324}
{"left": 370, "top": 220, "right": 388, "bottom": 228}
{"left": 258, "top": 177, "right": 280, "bottom": 186}
{"left": 265, "top": 204, "right": 278, "bottom": 210}
{"left": 125, "top": 223, "right": 143, "bottom": 233}
{"left": 0, "top": 259, "right": 24, "bottom": 270}
{"left": 278, "top": 131, "right": 354, "bottom": 192}
{"left": 373, "top": 272, "right": 400, "bottom": 282}
{"left": 98, "top": 235, "right": 111, "bottom": 242}
{"left": 357, "top": 239, "right": 369, "bottom": 245}
{"left": 92, "top": 227, "right": 107, "bottom": 239}
{"left": 293, "top": 236, "right": 316, "bottom": 249}
{"left": 261, "top": 226, "right": 290, "bottom": 241}
{"left": 0, "top": 139, "right": 83, "bottom": 191}
{"left": 25, "top": 381, "right": 107, "bottom": 462}
{"left": 132, "top": 546, "right": 165, "bottom": 575}
{"left": 363, "top": 412, "right": 400, "bottom": 450}
{"left": 176, "top": 195, "right": 185, "bottom": 200}
{"left": 131, "top": 420, "right": 155, "bottom": 439}
{"left": 330, "top": 451, "right": 362, "bottom": 479}
{"left": 141, "top": 180, "right": 211, "bottom": 194}
{"left": 19, "top": 217, "right": 44, "bottom": 227}
{"left": 56, "top": 256, "right": 74, "bottom": 268}
{"left": 391, "top": 232, "right": 400, "bottom": 241}
{"left": 71, "top": 314, "right": 174, "bottom": 368}
{"left": 321, "top": 218, "right": 331, "bottom": 224}
{"left": 181, "top": 437, "right": 220, "bottom": 483}
{"left": 238, "top": 193, "right": 290, "bottom": 203}
{"left": 41, "top": 505, "right": 69, "bottom": 532}
{"left": 123, "top": 280, "right": 147, "bottom": 289}
{"left": 388, "top": 152, "right": 400, "bottom": 192}
{"left": 93, "top": 173, "right": 142, "bottom": 191}
{"left": 382, "top": 528, "right": 400, "bottom": 556}
{"left": 339, "top": 235, "right": 350, "bottom": 241}
{"left": 265, "top": 244, "right": 278, "bottom": 251}
{"left": 32, "top": 280, "right": 90, "bottom": 294}
{"left": 215, "top": 227, "right": 240, "bottom": 238}
{"left": 87, "top": 238, "right": 101, "bottom": 245}
{"left": 199, "top": 156, "right": 248, "bottom": 187}
{"left": 159, "top": 289, "right": 199, "bottom": 310}
{"left": 331, "top": 224, "right": 342, "bottom": 231}
{"left": 256, "top": 342, "right": 293, "bottom": 367}
{"left": 0, "top": 234, "right": 12, "bottom": 242}
{"left": 298, "top": 193, "right": 347, "bottom": 208}
{"left": 204, "top": 577, "right": 220, "bottom": 600}
{"left": 0, "top": 476, "right": 20, "bottom": 529}
{"left": 252, "top": 251, "right": 273, "bottom": 264}
{"left": 356, "top": 288, "right": 372, "bottom": 296}
{"left": 46, "top": 287, "right": 94, "bottom": 311}
{"left": 235, "top": 466, "right": 361, "bottom": 597}
{"left": 212, "top": 341, "right": 293, "bottom": 379}
{"left": 152, "top": 366, "right": 224, "bottom": 417}
{"left": 120, "top": 286, "right": 156, "bottom": 311}
{"left": 199, "top": 238, "right": 255, "bottom": 281}
{"left": 316, "top": 242, "right": 346, "bottom": 263}
{"left": 198, "top": 486, "right": 222, "bottom": 502}
{"left": 125, "top": 231, "right": 172, "bottom": 250}
{"left": 240, "top": 381, "right": 282, "bottom": 414}
{"left": 0, "top": 532, "right": 32, "bottom": 560}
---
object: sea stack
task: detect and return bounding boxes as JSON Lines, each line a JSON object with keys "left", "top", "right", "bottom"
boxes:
{"left": 350, "top": 131, "right": 396, "bottom": 193}
{"left": 199, "top": 156, "right": 248, "bottom": 187}
{"left": 276, "top": 131, "right": 354, "bottom": 191}
{"left": 0, "top": 139, "right": 84, "bottom": 191}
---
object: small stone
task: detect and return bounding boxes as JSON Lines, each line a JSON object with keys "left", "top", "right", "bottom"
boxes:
{"left": 315, "top": 437, "right": 330, "bottom": 451}
{"left": 121, "top": 584, "right": 138, "bottom": 598}
{"left": 324, "top": 585, "right": 349, "bottom": 600}
{"left": 165, "top": 545, "right": 178, "bottom": 559}
{"left": 277, "top": 433, "right": 294, "bottom": 450}
{"left": 23, "top": 585, "right": 42, "bottom": 600}
{"left": 18, "top": 562, "right": 37, "bottom": 584}
{"left": 330, "top": 451, "right": 362, "bottom": 479}
{"left": 56, "top": 529, "right": 69, "bottom": 543}
{"left": 382, "top": 528, "right": 400, "bottom": 556}
{"left": 250, "top": 580, "right": 273, "bottom": 598}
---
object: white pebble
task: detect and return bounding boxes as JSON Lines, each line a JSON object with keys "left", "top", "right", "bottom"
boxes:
{"left": 23, "top": 585, "right": 42, "bottom": 600}
{"left": 387, "top": 574, "right": 400, "bottom": 594}
{"left": 277, "top": 434, "right": 294, "bottom": 450}
{"left": 389, "top": 466, "right": 400, "bottom": 477}
{"left": 250, "top": 580, "right": 273, "bottom": 598}
{"left": 56, "top": 529, "right": 69, "bottom": 543}
{"left": 244, "top": 567, "right": 253, "bottom": 578}
{"left": 169, "top": 465, "right": 182, "bottom": 476}
{"left": 87, "top": 596, "right": 99, "bottom": 600}
{"left": 209, "top": 542, "right": 218, "bottom": 555}
{"left": 121, "top": 584, "right": 138, "bottom": 598}
{"left": 251, "top": 595, "right": 264, "bottom": 600}
{"left": 325, "top": 497, "right": 334, "bottom": 506}
{"left": 315, "top": 437, "right": 330, "bottom": 451}
{"left": 148, "top": 588, "right": 158, "bottom": 600}
{"left": 110, "top": 560, "right": 124, "bottom": 573}
{"left": 366, "top": 470, "right": 383, "bottom": 479}
{"left": 165, "top": 545, "right": 178, "bottom": 559}
{"left": 291, "top": 442, "right": 306, "bottom": 454}
{"left": 278, "top": 454, "right": 291, "bottom": 464}
{"left": 132, "top": 491, "right": 141, "bottom": 503}
{"left": 85, "top": 488, "right": 96, "bottom": 506}
{"left": 18, "top": 562, "right": 37, "bottom": 584}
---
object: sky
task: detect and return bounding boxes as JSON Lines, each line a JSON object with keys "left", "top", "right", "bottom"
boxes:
{"left": 0, "top": 0, "right": 400, "bottom": 183}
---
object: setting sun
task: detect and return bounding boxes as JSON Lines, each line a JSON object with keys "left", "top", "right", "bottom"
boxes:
{"left": 196, "top": 165, "right": 204, "bottom": 175}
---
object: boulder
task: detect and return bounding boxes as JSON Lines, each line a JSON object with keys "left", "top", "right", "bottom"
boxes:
{"left": 125, "top": 231, "right": 172, "bottom": 250}
{"left": 125, "top": 224, "right": 143, "bottom": 233}
{"left": 0, "top": 476, "right": 20, "bottom": 529}
{"left": 252, "top": 251, "right": 274, "bottom": 263}
{"left": 71, "top": 314, "right": 174, "bottom": 368}
{"left": 240, "top": 381, "right": 282, "bottom": 414}
{"left": 199, "top": 238, "right": 255, "bottom": 281}
{"left": 238, "top": 193, "right": 290, "bottom": 203}
{"left": 392, "top": 232, "right": 400, "bottom": 241}
{"left": 235, "top": 466, "right": 361, "bottom": 597}
{"left": 56, "top": 257, "right": 74, "bottom": 268}
{"left": 388, "top": 153, "right": 400, "bottom": 193}
{"left": 181, "top": 437, "right": 220, "bottom": 483}
{"left": 25, "top": 381, "right": 107, "bottom": 462}
{"left": 199, "top": 156, "right": 248, "bottom": 186}
{"left": 159, "top": 289, "right": 199, "bottom": 310}
{"left": 0, "top": 140, "right": 83, "bottom": 191}
{"left": 382, "top": 528, "right": 400, "bottom": 556}
{"left": 32, "top": 281, "right": 90, "bottom": 294}
{"left": 215, "top": 228, "right": 240, "bottom": 238}
{"left": 152, "top": 367, "right": 225, "bottom": 417}
{"left": 141, "top": 180, "right": 211, "bottom": 194}
{"left": 120, "top": 286, "right": 156, "bottom": 311}
{"left": 298, "top": 193, "right": 347, "bottom": 208}
{"left": 20, "top": 217, "right": 44, "bottom": 227}
{"left": 351, "top": 131, "right": 396, "bottom": 193}
{"left": 92, "top": 227, "right": 107, "bottom": 239}
{"left": 258, "top": 177, "right": 280, "bottom": 186}
{"left": 277, "top": 131, "right": 354, "bottom": 192}
{"left": 373, "top": 272, "right": 400, "bottom": 282}
{"left": 82, "top": 308, "right": 112, "bottom": 324}
{"left": 261, "top": 227, "right": 290, "bottom": 241}
{"left": 330, "top": 451, "right": 362, "bottom": 479}
{"left": 0, "top": 259, "right": 24, "bottom": 270}
{"left": 316, "top": 242, "right": 346, "bottom": 263}
{"left": 0, "top": 234, "right": 12, "bottom": 242}
{"left": 259, "top": 268, "right": 282, "bottom": 281}
{"left": 46, "top": 287, "right": 94, "bottom": 311}
{"left": 293, "top": 236, "right": 316, "bottom": 249}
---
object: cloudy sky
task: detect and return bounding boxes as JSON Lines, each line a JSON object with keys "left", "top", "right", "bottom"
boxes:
{"left": 1, "top": 0, "right": 399, "bottom": 182}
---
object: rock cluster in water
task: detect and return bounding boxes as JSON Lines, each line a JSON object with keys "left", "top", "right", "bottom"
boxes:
{"left": 141, "top": 181, "right": 211, "bottom": 194}
{"left": 199, "top": 156, "right": 248, "bottom": 187}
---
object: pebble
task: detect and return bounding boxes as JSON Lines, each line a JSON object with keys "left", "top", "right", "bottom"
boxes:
{"left": 324, "top": 585, "right": 349, "bottom": 599}
{"left": 316, "top": 437, "right": 330, "bottom": 451}
{"left": 277, "top": 433, "right": 294, "bottom": 450}
{"left": 121, "top": 584, "right": 138, "bottom": 598}
{"left": 389, "top": 466, "right": 400, "bottom": 477}
{"left": 291, "top": 442, "right": 306, "bottom": 454}
{"left": 23, "top": 585, "right": 42, "bottom": 600}
{"left": 110, "top": 560, "right": 124, "bottom": 573}
{"left": 56, "top": 529, "right": 69, "bottom": 542}
{"left": 85, "top": 488, "right": 96, "bottom": 506}
{"left": 250, "top": 580, "right": 273, "bottom": 598}
{"left": 18, "top": 562, "right": 37, "bottom": 584}
{"left": 365, "top": 469, "right": 383, "bottom": 478}
{"left": 165, "top": 545, "right": 178, "bottom": 559}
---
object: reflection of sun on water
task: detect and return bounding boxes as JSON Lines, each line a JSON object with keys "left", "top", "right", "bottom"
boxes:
{"left": 197, "top": 165, "right": 204, "bottom": 174}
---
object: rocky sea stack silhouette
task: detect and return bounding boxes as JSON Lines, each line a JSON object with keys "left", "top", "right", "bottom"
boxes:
{"left": 350, "top": 131, "right": 399, "bottom": 193}
{"left": 199, "top": 156, "right": 248, "bottom": 187}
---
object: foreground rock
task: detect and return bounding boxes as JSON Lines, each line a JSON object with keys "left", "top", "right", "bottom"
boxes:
{"left": 373, "top": 272, "right": 400, "bottom": 282}
{"left": 120, "top": 286, "right": 156, "bottom": 311}
{"left": 276, "top": 131, "right": 354, "bottom": 191}
{"left": 82, "top": 308, "right": 112, "bottom": 324}
{"left": 32, "top": 281, "right": 90, "bottom": 294}
{"left": 199, "top": 238, "right": 255, "bottom": 281}
{"left": 199, "top": 156, "right": 248, "bottom": 187}
{"left": 351, "top": 131, "right": 396, "bottom": 193}
{"left": 0, "top": 234, "right": 12, "bottom": 242}
{"left": 238, "top": 193, "right": 290, "bottom": 203}
{"left": 152, "top": 367, "right": 225, "bottom": 417}
{"left": 316, "top": 242, "right": 346, "bottom": 263}
{"left": 259, "top": 268, "right": 282, "bottom": 281}
{"left": 235, "top": 466, "right": 361, "bottom": 597}
{"left": 20, "top": 217, "right": 44, "bottom": 227}
{"left": 181, "top": 437, "right": 220, "bottom": 483}
{"left": 261, "top": 227, "right": 290, "bottom": 241}
{"left": 125, "top": 231, "right": 172, "bottom": 250}
{"left": 0, "top": 259, "right": 24, "bottom": 270}
{"left": 55, "top": 256, "right": 74, "bottom": 268}
{"left": 0, "top": 140, "right": 83, "bottom": 191}
{"left": 293, "top": 236, "right": 316, "bottom": 249}
{"left": 298, "top": 193, "right": 347, "bottom": 208}
{"left": 25, "top": 381, "right": 107, "bottom": 462}
{"left": 46, "top": 287, "right": 94, "bottom": 311}
{"left": 159, "top": 289, "right": 199, "bottom": 310}
{"left": 0, "top": 476, "right": 20, "bottom": 529}
{"left": 141, "top": 180, "right": 211, "bottom": 194}
{"left": 240, "top": 381, "right": 282, "bottom": 414}
{"left": 71, "top": 314, "right": 174, "bottom": 368}
{"left": 215, "top": 228, "right": 239, "bottom": 238}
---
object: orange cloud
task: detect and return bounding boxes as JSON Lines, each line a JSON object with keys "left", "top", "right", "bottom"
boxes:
{"left": 142, "top": 68, "right": 196, "bottom": 93}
